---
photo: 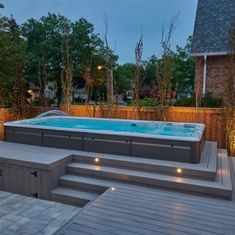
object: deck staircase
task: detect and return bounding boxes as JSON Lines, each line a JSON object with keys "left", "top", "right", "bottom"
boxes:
{"left": 50, "top": 141, "right": 233, "bottom": 207}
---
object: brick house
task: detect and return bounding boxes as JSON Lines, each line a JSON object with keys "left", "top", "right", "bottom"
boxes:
{"left": 191, "top": 0, "right": 235, "bottom": 100}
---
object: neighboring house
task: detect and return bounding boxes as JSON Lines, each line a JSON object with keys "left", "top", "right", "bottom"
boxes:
{"left": 27, "top": 82, "right": 40, "bottom": 102}
{"left": 44, "top": 81, "right": 57, "bottom": 99}
{"left": 191, "top": 0, "right": 235, "bottom": 99}
{"left": 72, "top": 76, "right": 87, "bottom": 103}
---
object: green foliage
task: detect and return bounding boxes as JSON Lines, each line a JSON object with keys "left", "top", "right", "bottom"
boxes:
{"left": 174, "top": 92, "right": 223, "bottom": 108}
{"left": 127, "top": 98, "right": 156, "bottom": 107}
{"left": 21, "top": 13, "right": 117, "bottom": 105}
{"left": 172, "top": 36, "right": 195, "bottom": 92}
{"left": 8, "top": 17, "right": 29, "bottom": 118}
{"left": 174, "top": 97, "right": 196, "bottom": 107}
{"left": 142, "top": 55, "right": 158, "bottom": 87}
{"left": 0, "top": 15, "right": 13, "bottom": 106}
{"left": 113, "top": 63, "right": 135, "bottom": 94}
{"left": 140, "top": 98, "right": 156, "bottom": 107}
{"left": 0, "top": 5, "right": 195, "bottom": 109}
{"left": 0, "top": 13, "right": 28, "bottom": 112}
{"left": 200, "top": 92, "right": 223, "bottom": 108}
{"left": 117, "top": 36, "right": 195, "bottom": 103}
{"left": 0, "top": 13, "right": 29, "bottom": 116}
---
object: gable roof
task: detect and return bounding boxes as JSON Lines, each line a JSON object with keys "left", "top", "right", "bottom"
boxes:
{"left": 191, "top": 0, "right": 235, "bottom": 56}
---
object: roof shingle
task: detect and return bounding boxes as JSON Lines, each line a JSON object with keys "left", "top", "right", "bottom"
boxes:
{"left": 191, "top": 0, "right": 235, "bottom": 55}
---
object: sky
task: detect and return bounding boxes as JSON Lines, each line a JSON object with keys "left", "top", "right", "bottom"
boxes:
{"left": 1, "top": 0, "right": 198, "bottom": 64}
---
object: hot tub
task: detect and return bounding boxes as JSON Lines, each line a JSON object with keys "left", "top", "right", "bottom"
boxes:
{"left": 4, "top": 117, "right": 205, "bottom": 163}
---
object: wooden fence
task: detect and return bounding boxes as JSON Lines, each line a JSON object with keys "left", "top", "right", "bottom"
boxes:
{"left": 0, "top": 109, "right": 14, "bottom": 140}
{"left": 0, "top": 106, "right": 226, "bottom": 148}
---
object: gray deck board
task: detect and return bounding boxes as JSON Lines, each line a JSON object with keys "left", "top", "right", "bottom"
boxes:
{"left": 221, "top": 150, "right": 232, "bottom": 187}
{"left": 59, "top": 182, "right": 235, "bottom": 235}
{"left": 113, "top": 185, "right": 235, "bottom": 210}
{"left": 230, "top": 157, "right": 235, "bottom": 200}
{"left": 0, "top": 141, "right": 216, "bottom": 175}
{"left": 200, "top": 141, "right": 210, "bottom": 167}
{"left": 66, "top": 160, "right": 231, "bottom": 197}
{"left": 113, "top": 188, "right": 235, "bottom": 214}
{"left": 0, "top": 141, "right": 73, "bottom": 169}
{"left": 100, "top": 193, "right": 235, "bottom": 225}
{"left": 207, "top": 142, "right": 217, "bottom": 169}
{"left": 85, "top": 206, "right": 232, "bottom": 235}
{"left": 216, "top": 149, "right": 222, "bottom": 185}
{"left": 0, "top": 141, "right": 234, "bottom": 234}
{"left": 60, "top": 174, "right": 235, "bottom": 209}
{"left": 98, "top": 198, "right": 235, "bottom": 229}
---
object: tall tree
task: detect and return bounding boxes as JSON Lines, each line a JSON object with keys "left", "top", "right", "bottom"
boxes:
{"left": 114, "top": 63, "right": 135, "bottom": 97}
{"left": 0, "top": 5, "right": 28, "bottom": 114}
{"left": 0, "top": 6, "right": 13, "bottom": 107}
{"left": 8, "top": 17, "right": 28, "bottom": 118}
{"left": 156, "top": 15, "right": 178, "bottom": 120}
{"left": 102, "top": 13, "right": 116, "bottom": 105}
{"left": 61, "top": 23, "right": 73, "bottom": 114}
{"left": 22, "top": 14, "right": 109, "bottom": 107}
{"left": 133, "top": 34, "right": 143, "bottom": 109}
{"left": 172, "top": 36, "right": 195, "bottom": 93}
{"left": 22, "top": 14, "right": 70, "bottom": 107}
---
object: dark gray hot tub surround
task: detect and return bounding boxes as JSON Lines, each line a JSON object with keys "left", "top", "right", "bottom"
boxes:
{"left": 4, "top": 117, "right": 205, "bottom": 164}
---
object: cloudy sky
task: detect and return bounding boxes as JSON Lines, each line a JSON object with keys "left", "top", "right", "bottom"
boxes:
{"left": 1, "top": 0, "right": 198, "bottom": 64}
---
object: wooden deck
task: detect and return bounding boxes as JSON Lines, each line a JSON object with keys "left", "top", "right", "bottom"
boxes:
{"left": 59, "top": 179, "right": 235, "bottom": 235}
{"left": 0, "top": 141, "right": 234, "bottom": 234}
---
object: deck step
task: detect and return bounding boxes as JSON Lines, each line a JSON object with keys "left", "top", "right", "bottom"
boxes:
{"left": 50, "top": 187, "right": 99, "bottom": 207}
{"left": 59, "top": 174, "right": 149, "bottom": 191}
{"left": 72, "top": 141, "right": 217, "bottom": 180}
{"left": 66, "top": 150, "right": 232, "bottom": 199}
{"left": 58, "top": 175, "right": 108, "bottom": 193}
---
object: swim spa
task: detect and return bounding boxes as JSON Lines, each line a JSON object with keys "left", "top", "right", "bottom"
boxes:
{"left": 4, "top": 117, "right": 205, "bottom": 163}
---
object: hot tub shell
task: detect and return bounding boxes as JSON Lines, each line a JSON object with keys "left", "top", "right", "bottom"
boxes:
{"left": 4, "top": 117, "right": 205, "bottom": 164}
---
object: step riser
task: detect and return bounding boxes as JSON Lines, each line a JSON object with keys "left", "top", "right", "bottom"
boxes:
{"left": 51, "top": 193, "right": 90, "bottom": 207}
{"left": 66, "top": 166, "right": 232, "bottom": 198}
{"left": 58, "top": 178, "right": 108, "bottom": 194}
{"left": 73, "top": 156, "right": 215, "bottom": 180}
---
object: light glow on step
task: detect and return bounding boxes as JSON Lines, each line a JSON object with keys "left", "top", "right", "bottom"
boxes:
{"left": 94, "top": 157, "right": 100, "bottom": 163}
{"left": 177, "top": 168, "right": 182, "bottom": 174}
{"left": 95, "top": 166, "right": 101, "bottom": 171}
{"left": 176, "top": 178, "right": 183, "bottom": 183}
{"left": 111, "top": 187, "right": 116, "bottom": 191}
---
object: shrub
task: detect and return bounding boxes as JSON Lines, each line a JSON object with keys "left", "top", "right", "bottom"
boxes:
{"left": 174, "top": 92, "right": 223, "bottom": 108}
{"left": 140, "top": 98, "right": 156, "bottom": 107}
{"left": 200, "top": 92, "right": 223, "bottom": 108}
{"left": 174, "top": 97, "right": 196, "bottom": 107}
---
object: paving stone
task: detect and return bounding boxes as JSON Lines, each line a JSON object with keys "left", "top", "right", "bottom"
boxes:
{"left": 2, "top": 228, "right": 24, "bottom": 235}
{"left": 0, "top": 191, "right": 11, "bottom": 199}
{"left": 40, "top": 224, "right": 62, "bottom": 235}
{"left": 0, "top": 190, "right": 79, "bottom": 235}
{"left": 0, "top": 219, "right": 12, "bottom": 230}
{"left": 36, "top": 210, "right": 61, "bottom": 220}
{"left": 0, "top": 210, "right": 11, "bottom": 217}
{"left": 2, "top": 214, "right": 23, "bottom": 223}
{"left": 8, "top": 217, "right": 31, "bottom": 230}
{"left": 19, "top": 204, "right": 50, "bottom": 218}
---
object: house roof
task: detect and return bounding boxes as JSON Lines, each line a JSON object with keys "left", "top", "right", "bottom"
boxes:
{"left": 191, "top": 0, "right": 235, "bottom": 56}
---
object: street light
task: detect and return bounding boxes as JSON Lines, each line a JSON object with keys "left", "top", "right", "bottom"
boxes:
{"left": 97, "top": 65, "right": 114, "bottom": 104}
